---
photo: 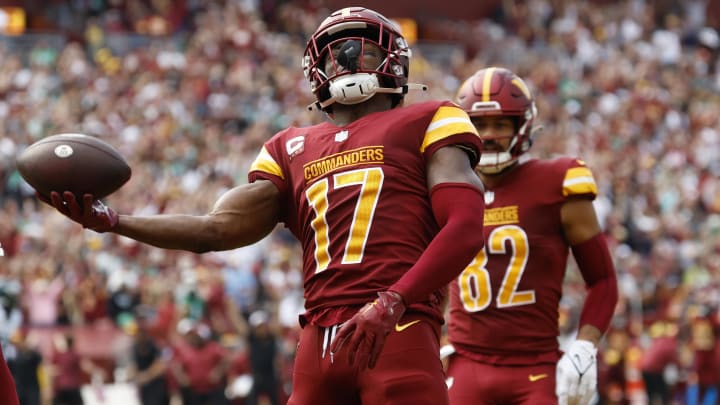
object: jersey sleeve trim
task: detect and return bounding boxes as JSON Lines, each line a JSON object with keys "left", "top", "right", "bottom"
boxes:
{"left": 421, "top": 105, "right": 479, "bottom": 153}
{"left": 562, "top": 166, "right": 597, "bottom": 197}
{"left": 249, "top": 146, "right": 285, "bottom": 180}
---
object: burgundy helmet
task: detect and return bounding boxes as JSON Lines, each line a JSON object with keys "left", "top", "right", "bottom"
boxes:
{"left": 303, "top": 7, "right": 418, "bottom": 111}
{"left": 455, "top": 67, "right": 537, "bottom": 173}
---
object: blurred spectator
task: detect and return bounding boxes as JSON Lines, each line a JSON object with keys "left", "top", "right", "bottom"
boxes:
{"left": 226, "top": 344, "right": 251, "bottom": 405}
{"left": 641, "top": 322, "right": 680, "bottom": 405}
{"left": 108, "top": 282, "right": 141, "bottom": 329}
{"left": 128, "top": 321, "right": 169, "bottom": 405}
{"left": 7, "top": 330, "right": 43, "bottom": 405}
{"left": 245, "top": 310, "right": 279, "bottom": 405}
{"left": 76, "top": 272, "right": 109, "bottom": 325}
{"left": 597, "top": 327, "right": 631, "bottom": 405}
{"left": 47, "top": 333, "right": 104, "bottom": 405}
{"left": 684, "top": 316, "right": 719, "bottom": 405}
{"left": 171, "top": 323, "right": 229, "bottom": 405}
{"left": 138, "top": 287, "right": 177, "bottom": 345}
{"left": 0, "top": 286, "right": 22, "bottom": 356}
{"left": 23, "top": 273, "right": 64, "bottom": 327}
{"left": 201, "top": 270, "right": 247, "bottom": 338}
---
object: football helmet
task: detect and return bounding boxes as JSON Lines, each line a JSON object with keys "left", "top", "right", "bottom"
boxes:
{"left": 455, "top": 67, "right": 537, "bottom": 174}
{"left": 303, "top": 7, "right": 426, "bottom": 111}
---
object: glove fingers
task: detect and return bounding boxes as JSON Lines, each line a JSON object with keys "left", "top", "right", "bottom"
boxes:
{"left": 580, "top": 390, "right": 595, "bottom": 405}
{"left": 50, "top": 191, "right": 71, "bottom": 216}
{"left": 567, "top": 379, "right": 580, "bottom": 404}
{"left": 355, "top": 335, "right": 374, "bottom": 370}
{"left": 329, "top": 323, "right": 354, "bottom": 357}
{"left": 83, "top": 194, "right": 95, "bottom": 219}
{"left": 346, "top": 331, "right": 362, "bottom": 366}
{"left": 579, "top": 380, "right": 595, "bottom": 405}
{"left": 63, "top": 191, "right": 83, "bottom": 219}
{"left": 367, "top": 333, "right": 385, "bottom": 369}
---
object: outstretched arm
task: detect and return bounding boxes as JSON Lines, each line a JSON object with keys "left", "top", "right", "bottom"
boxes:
{"left": 47, "top": 179, "right": 281, "bottom": 253}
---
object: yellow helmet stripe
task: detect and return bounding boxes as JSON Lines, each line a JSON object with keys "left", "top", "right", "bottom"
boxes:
{"left": 512, "top": 78, "right": 531, "bottom": 100}
{"left": 481, "top": 67, "right": 497, "bottom": 102}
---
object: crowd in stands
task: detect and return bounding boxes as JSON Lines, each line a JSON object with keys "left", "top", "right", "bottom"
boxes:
{"left": 1, "top": 0, "right": 719, "bottom": 404}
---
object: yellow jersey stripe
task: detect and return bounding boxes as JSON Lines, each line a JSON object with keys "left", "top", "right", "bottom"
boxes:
{"left": 249, "top": 146, "right": 284, "bottom": 180}
{"left": 562, "top": 167, "right": 597, "bottom": 197}
{"left": 565, "top": 167, "right": 593, "bottom": 180}
{"left": 421, "top": 106, "right": 478, "bottom": 152}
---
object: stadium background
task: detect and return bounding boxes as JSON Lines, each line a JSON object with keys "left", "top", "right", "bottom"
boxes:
{"left": 1, "top": 0, "right": 719, "bottom": 404}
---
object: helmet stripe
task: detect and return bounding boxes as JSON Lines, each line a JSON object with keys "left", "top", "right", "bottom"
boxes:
{"left": 512, "top": 78, "right": 532, "bottom": 100}
{"left": 481, "top": 67, "right": 496, "bottom": 102}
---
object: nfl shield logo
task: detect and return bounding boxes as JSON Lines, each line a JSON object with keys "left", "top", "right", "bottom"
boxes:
{"left": 335, "top": 130, "right": 349, "bottom": 142}
{"left": 484, "top": 191, "right": 495, "bottom": 205}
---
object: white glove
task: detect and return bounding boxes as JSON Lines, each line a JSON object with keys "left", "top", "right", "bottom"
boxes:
{"left": 556, "top": 339, "right": 597, "bottom": 405}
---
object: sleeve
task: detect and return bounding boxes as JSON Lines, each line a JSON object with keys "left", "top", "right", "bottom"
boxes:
{"left": 390, "top": 182, "right": 485, "bottom": 304}
{"left": 561, "top": 158, "right": 598, "bottom": 200}
{"left": 572, "top": 233, "right": 618, "bottom": 334}
{"left": 420, "top": 102, "right": 483, "bottom": 166}
{"left": 248, "top": 145, "right": 286, "bottom": 192}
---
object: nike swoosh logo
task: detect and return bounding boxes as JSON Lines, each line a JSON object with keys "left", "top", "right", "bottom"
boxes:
{"left": 395, "top": 320, "right": 421, "bottom": 332}
{"left": 528, "top": 374, "right": 548, "bottom": 382}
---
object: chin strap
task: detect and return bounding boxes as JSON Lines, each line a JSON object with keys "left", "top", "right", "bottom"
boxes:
{"left": 307, "top": 83, "right": 428, "bottom": 111}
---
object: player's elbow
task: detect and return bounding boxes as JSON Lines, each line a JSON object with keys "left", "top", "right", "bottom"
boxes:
{"left": 193, "top": 213, "right": 275, "bottom": 253}
{"left": 189, "top": 216, "right": 238, "bottom": 253}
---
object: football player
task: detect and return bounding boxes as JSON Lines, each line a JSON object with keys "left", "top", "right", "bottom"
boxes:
{"left": 43, "top": 7, "right": 486, "bottom": 405}
{"left": 443, "top": 67, "right": 618, "bottom": 405}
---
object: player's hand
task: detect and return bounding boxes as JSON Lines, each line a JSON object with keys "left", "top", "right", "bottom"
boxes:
{"left": 330, "top": 291, "right": 406, "bottom": 370}
{"left": 39, "top": 191, "right": 118, "bottom": 233}
{"left": 556, "top": 339, "right": 597, "bottom": 405}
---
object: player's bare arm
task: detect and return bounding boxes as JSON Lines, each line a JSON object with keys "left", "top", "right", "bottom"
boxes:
{"left": 427, "top": 145, "right": 485, "bottom": 190}
{"left": 560, "top": 197, "right": 602, "bottom": 246}
{"left": 114, "top": 180, "right": 281, "bottom": 253}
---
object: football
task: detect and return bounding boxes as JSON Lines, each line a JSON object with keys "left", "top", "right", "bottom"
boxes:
{"left": 16, "top": 133, "right": 131, "bottom": 200}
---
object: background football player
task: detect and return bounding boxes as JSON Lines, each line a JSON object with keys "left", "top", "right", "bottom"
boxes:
{"left": 43, "top": 7, "right": 486, "bottom": 405}
{"left": 443, "top": 67, "right": 618, "bottom": 405}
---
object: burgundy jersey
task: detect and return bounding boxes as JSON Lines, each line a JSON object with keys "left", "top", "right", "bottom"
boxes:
{"left": 448, "top": 157, "right": 598, "bottom": 365}
{"left": 249, "top": 100, "right": 481, "bottom": 326}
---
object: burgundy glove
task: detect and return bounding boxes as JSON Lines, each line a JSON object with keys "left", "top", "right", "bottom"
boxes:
{"left": 39, "top": 191, "right": 118, "bottom": 232}
{"left": 330, "top": 291, "right": 406, "bottom": 370}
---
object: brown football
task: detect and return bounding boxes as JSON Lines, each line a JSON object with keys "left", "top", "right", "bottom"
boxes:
{"left": 16, "top": 133, "right": 131, "bottom": 200}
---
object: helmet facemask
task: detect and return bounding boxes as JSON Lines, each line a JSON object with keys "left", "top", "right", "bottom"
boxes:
{"left": 476, "top": 108, "right": 536, "bottom": 174}
{"left": 303, "top": 8, "right": 425, "bottom": 112}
